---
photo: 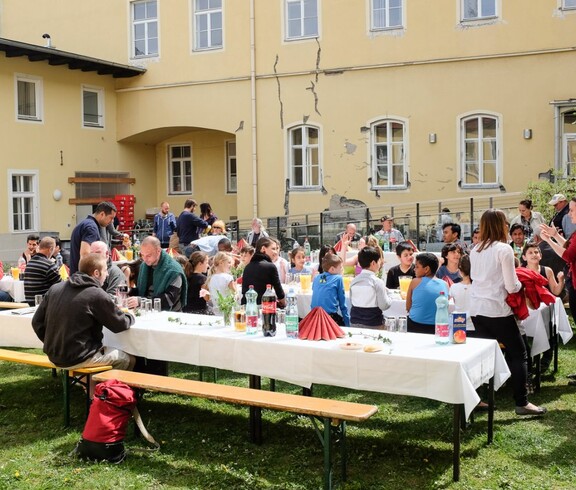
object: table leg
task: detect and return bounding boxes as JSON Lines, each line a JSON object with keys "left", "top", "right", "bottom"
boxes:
{"left": 249, "top": 375, "right": 262, "bottom": 444}
{"left": 533, "top": 354, "right": 541, "bottom": 392}
{"left": 487, "top": 377, "right": 494, "bottom": 444}
{"left": 453, "top": 404, "right": 461, "bottom": 482}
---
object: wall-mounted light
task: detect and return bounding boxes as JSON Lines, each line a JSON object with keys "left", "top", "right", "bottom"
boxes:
{"left": 523, "top": 129, "right": 532, "bottom": 140}
{"left": 429, "top": 133, "right": 437, "bottom": 144}
{"left": 53, "top": 189, "right": 62, "bottom": 201}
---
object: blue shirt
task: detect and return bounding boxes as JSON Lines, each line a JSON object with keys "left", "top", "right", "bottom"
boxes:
{"left": 409, "top": 276, "right": 449, "bottom": 325}
{"left": 154, "top": 212, "right": 177, "bottom": 245}
{"left": 311, "top": 272, "right": 350, "bottom": 326}
{"left": 69, "top": 215, "right": 101, "bottom": 275}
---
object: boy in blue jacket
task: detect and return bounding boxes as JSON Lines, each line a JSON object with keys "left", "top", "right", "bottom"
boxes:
{"left": 311, "top": 253, "right": 350, "bottom": 326}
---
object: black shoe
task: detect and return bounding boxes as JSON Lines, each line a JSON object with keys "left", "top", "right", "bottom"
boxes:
{"left": 566, "top": 373, "right": 576, "bottom": 380}
{"left": 568, "top": 379, "right": 576, "bottom": 387}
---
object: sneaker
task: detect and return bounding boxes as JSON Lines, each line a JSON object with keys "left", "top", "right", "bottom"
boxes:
{"left": 515, "top": 405, "right": 547, "bottom": 416}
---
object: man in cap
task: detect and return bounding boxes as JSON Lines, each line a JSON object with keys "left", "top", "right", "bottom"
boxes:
{"left": 375, "top": 215, "right": 405, "bottom": 246}
{"left": 549, "top": 194, "right": 576, "bottom": 238}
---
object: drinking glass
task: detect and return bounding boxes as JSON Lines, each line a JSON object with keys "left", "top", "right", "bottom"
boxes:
{"left": 397, "top": 316, "right": 408, "bottom": 333}
{"left": 153, "top": 298, "right": 162, "bottom": 313}
{"left": 143, "top": 299, "right": 152, "bottom": 315}
{"left": 384, "top": 317, "right": 397, "bottom": 332}
{"left": 11, "top": 267, "right": 20, "bottom": 280}
{"left": 299, "top": 273, "right": 311, "bottom": 292}
{"left": 343, "top": 275, "right": 353, "bottom": 293}
{"left": 34, "top": 295, "right": 43, "bottom": 307}
{"left": 398, "top": 276, "right": 412, "bottom": 300}
{"left": 234, "top": 306, "right": 246, "bottom": 332}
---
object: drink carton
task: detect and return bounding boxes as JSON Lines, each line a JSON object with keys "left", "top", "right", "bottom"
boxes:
{"left": 451, "top": 312, "right": 467, "bottom": 344}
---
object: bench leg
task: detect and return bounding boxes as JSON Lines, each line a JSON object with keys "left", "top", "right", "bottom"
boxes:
{"left": 323, "top": 419, "right": 333, "bottom": 490}
{"left": 61, "top": 370, "right": 71, "bottom": 428}
{"left": 249, "top": 375, "right": 262, "bottom": 444}
{"left": 487, "top": 377, "right": 495, "bottom": 444}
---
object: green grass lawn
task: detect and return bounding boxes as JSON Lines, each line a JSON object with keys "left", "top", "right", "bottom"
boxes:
{"left": 1, "top": 339, "right": 576, "bottom": 490}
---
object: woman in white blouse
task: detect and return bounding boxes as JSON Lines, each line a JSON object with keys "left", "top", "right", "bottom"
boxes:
{"left": 470, "top": 209, "right": 546, "bottom": 416}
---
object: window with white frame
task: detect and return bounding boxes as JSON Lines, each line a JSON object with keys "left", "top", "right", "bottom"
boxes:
{"left": 194, "top": 0, "right": 223, "bottom": 50}
{"left": 15, "top": 74, "right": 43, "bottom": 122}
{"left": 461, "top": 0, "right": 497, "bottom": 21}
{"left": 288, "top": 125, "right": 321, "bottom": 189}
{"left": 82, "top": 86, "right": 104, "bottom": 128}
{"left": 168, "top": 145, "right": 193, "bottom": 194}
{"left": 371, "top": 0, "right": 403, "bottom": 30}
{"left": 286, "top": 0, "right": 318, "bottom": 40}
{"left": 131, "top": 0, "right": 158, "bottom": 57}
{"left": 371, "top": 120, "right": 407, "bottom": 189}
{"left": 9, "top": 170, "right": 38, "bottom": 232}
{"left": 461, "top": 114, "right": 499, "bottom": 187}
{"left": 226, "top": 141, "right": 237, "bottom": 193}
{"left": 563, "top": 0, "right": 576, "bottom": 9}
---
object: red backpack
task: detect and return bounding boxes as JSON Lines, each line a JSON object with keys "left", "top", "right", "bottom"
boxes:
{"left": 75, "top": 379, "right": 139, "bottom": 463}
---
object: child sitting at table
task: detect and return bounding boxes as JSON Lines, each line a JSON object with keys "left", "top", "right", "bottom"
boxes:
{"left": 350, "top": 246, "right": 392, "bottom": 328}
{"left": 311, "top": 253, "right": 350, "bottom": 326}
{"left": 385, "top": 241, "right": 416, "bottom": 289}
{"left": 183, "top": 251, "right": 212, "bottom": 315}
{"left": 406, "top": 253, "right": 449, "bottom": 334}
{"left": 207, "top": 252, "right": 236, "bottom": 316}
{"left": 448, "top": 254, "right": 474, "bottom": 333}
{"left": 288, "top": 247, "right": 313, "bottom": 275}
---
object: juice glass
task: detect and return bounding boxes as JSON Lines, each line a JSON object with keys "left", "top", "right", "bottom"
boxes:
{"left": 299, "top": 273, "right": 312, "bottom": 292}
{"left": 11, "top": 267, "right": 20, "bottom": 280}
{"left": 125, "top": 249, "right": 134, "bottom": 261}
{"left": 234, "top": 307, "right": 247, "bottom": 332}
{"left": 399, "top": 276, "right": 412, "bottom": 299}
{"left": 343, "top": 275, "right": 353, "bottom": 292}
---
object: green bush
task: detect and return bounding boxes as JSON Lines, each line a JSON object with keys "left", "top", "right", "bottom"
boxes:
{"left": 525, "top": 171, "right": 576, "bottom": 221}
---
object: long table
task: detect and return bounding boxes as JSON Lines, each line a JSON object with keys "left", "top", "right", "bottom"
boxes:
{"left": 0, "top": 276, "right": 26, "bottom": 302}
{"left": 0, "top": 309, "right": 510, "bottom": 481}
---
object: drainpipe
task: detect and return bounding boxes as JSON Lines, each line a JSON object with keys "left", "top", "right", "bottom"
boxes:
{"left": 250, "top": 0, "right": 258, "bottom": 217}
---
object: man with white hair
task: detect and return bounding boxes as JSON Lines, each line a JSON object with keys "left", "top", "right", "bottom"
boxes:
{"left": 549, "top": 193, "right": 576, "bottom": 238}
{"left": 89, "top": 241, "right": 127, "bottom": 297}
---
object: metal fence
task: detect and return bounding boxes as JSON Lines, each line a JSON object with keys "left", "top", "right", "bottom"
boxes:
{"left": 226, "top": 192, "right": 524, "bottom": 252}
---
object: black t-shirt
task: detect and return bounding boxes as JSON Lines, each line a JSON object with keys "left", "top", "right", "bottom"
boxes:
{"left": 386, "top": 264, "right": 416, "bottom": 289}
{"left": 184, "top": 273, "right": 210, "bottom": 313}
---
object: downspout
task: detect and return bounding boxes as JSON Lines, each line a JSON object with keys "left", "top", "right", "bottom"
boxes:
{"left": 250, "top": 0, "right": 258, "bottom": 217}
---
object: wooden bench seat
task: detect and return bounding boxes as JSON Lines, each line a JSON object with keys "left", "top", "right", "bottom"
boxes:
{"left": 0, "top": 301, "right": 30, "bottom": 309}
{"left": 93, "top": 369, "right": 378, "bottom": 490}
{"left": 0, "top": 348, "right": 112, "bottom": 427}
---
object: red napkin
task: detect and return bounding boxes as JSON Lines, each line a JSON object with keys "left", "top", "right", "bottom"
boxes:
{"left": 298, "top": 307, "right": 345, "bottom": 341}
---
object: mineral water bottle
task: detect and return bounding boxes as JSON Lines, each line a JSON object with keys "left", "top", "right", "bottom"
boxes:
{"left": 245, "top": 285, "right": 258, "bottom": 336}
{"left": 382, "top": 231, "right": 390, "bottom": 252}
{"left": 17, "top": 256, "right": 26, "bottom": 280}
{"left": 304, "top": 237, "right": 311, "bottom": 262}
{"left": 435, "top": 291, "right": 450, "bottom": 345}
{"left": 261, "top": 284, "right": 277, "bottom": 337}
{"left": 285, "top": 289, "right": 299, "bottom": 339}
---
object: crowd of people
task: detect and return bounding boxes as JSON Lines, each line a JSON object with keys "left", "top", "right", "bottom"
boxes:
{"left": 2, "top": 194, "right": 574, "bottom": 416}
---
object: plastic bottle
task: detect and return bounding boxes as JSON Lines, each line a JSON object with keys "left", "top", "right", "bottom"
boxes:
{"left": 435, "top": 291, "right": 450, "bottom": 345}
{"left": 261, "top": 284, "right": 277, "bottom": 337}
{"left": 285, "top": 289, "right": 299, "bottom": 339}
{"left": 245, "top": 286, "right": 259, "bottom": 335}
{"left": 304, "top": 237, "right": 311, "bottom": 262}
{"left": 382, "top": 231, "right": 390, "bottom": 252}
{"left": 17, "top": 256, "right": 26, "bottom": 280}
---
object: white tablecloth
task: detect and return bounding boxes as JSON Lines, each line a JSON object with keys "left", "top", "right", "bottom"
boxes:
{"left": 0, "top": 310, "right": 511, "bottom": 418}
{"left": 0, "top": 277, "right": 26, "bottom": 302}
{"left": 521, "top": 297, "right": 573, "bottom": 356}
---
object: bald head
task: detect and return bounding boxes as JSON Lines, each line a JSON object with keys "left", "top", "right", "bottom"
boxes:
{"left": 90, "top": 241, "right": 109, "bottom": 257}
{"left": 38, "top": 237, "right": 56, "bottom": 258}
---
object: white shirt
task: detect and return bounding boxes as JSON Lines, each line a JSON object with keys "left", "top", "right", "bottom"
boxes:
{"left": 208, "top": 272, "right": 233, "bottom": 315}
{"left": 273, "top": 256, "right": 289, "bottom": 283}
{"left": 449, "top": 282, "right": 474, "bottom": 330}
{"left": 469, "top": 241, "right": 521, "bottom": 318}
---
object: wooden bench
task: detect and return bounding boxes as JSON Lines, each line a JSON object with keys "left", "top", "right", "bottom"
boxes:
{"left": 93, "top": 369, "right": 378, "bottom": 490}
{"left": 0, "top": 348, "right": 112, "bottom": 427}
{"left": 0, "top": 301, "right": 30, "bottom": 309}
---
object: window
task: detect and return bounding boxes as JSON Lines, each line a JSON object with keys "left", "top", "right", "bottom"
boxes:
{"left": 194, "top": 0, "right": 223, "bottom": 50}
{"left": 564, "top": 0, "right": 576, "bottom": 9}
{"left": 286, "top": 0, "right": 318, "bottom": 40}
{"left": 288, "top": 125, "right": 321, "bottom": 189}
{"left": 371, "top": 0, "right": 403, "bottom": 30}
{"left": 15, "top": 74, "right": 43, "bottom": 122}
{"left": 226, "top": 141, "right": 237, "bottom": 193}
{"left": 461, "top": 115, "right": 499, "bottom": 187}
{"left": 82, "top": 86, "right": 104, "bottom": 128}
{"left": 561, "top": 109, "right": 576, "bottom": 176}
{"left": 9, "top": 171, "right": 38, "bottom": 232}
{"left": 169, "top": 145, "right": 192, "bottom": 194}
{"left": 371, "top": 120, "right": 407, "bottom": 189}
{"left": 462, "top": 0, "right": 496, "bottom": 20}
{"left": 131, "top": 0, "right": 158, "bottom": 57}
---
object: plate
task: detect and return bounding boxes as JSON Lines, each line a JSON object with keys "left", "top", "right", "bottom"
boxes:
{"left": 363, "top": 344, "right": 383, "bottom": 353}
{"left": 339, "top": 342, "right": 363, "bottom": 350}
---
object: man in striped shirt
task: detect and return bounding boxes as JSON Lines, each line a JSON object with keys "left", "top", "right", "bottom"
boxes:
{"left": 24, "top": 237, "right": 61, "bottom": 304}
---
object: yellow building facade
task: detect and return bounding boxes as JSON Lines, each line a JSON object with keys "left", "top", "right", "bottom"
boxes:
{"left": 2, "top": 0, "right": 576, "bottom": 252}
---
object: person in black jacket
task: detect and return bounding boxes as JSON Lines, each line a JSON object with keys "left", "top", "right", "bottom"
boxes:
{"left": 32, "top": 253, "right": 135, "bottom": 370}
{"left": 241, "top": 236, "right": 286, "bottom": 307}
